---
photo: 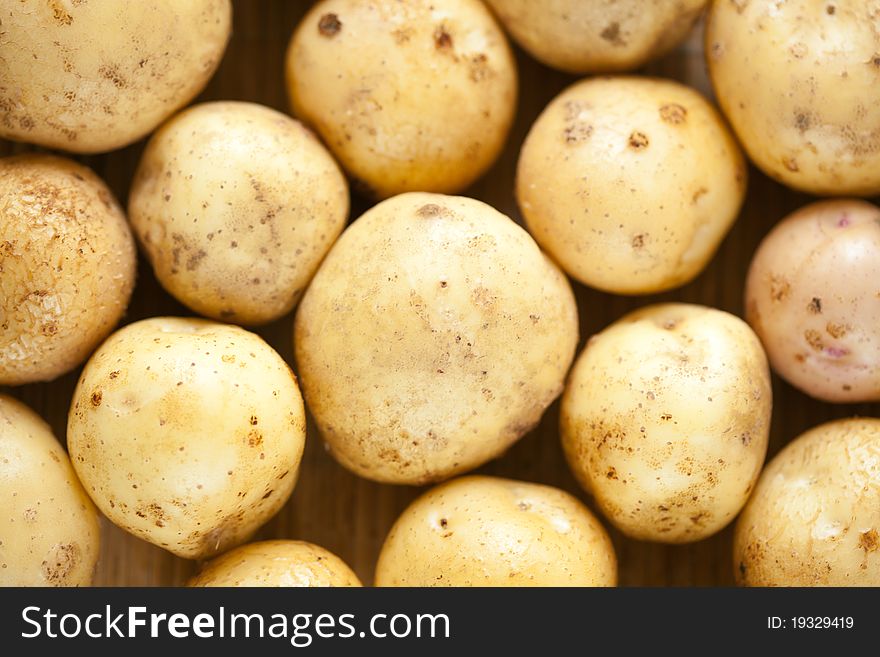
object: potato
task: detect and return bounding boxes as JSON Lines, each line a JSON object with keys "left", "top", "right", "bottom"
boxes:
{"left": 295, "top": 193, "right": 578, "bottom": 485}
{"left": 561, "top": 303, "right": 771, "bottom": 543}
{"left": 67, "top": 317, "right": 306, "bottom": 560}
{"left": 484, "top": 0, "right": 707, "bottom": 74}
{"left": 188, "top": 540, "right": 361, "bottom": 587}
{"left": 129, "top": 101, "right": 349, "bottom": 326}
{"left": 517, "top": 76, "right": 746, "bottom": 295}
{"left": 285, "top": 0, "right": 517, "bottom": 198}
{"left": 706, "top": 0, "right": 880, "bottom": 196}
{"left": 0, "top": 154, "right": 136, "bottom": 386}
{"left": 0, "top": 0, "right": 231, "bottom": 153}
{"left": 735, "top": 418, "right": 880, "bottom": 586}
{"left": 375, "top": 476, "right": 617, "bottom": 586}
{"left": 745, "top": 200, "right": 880, "bottom": 403}
{"left": 0, "top": 395, "right": 99, "bottom": 586}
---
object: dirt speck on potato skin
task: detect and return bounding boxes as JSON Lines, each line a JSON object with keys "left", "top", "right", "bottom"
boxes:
{"left": 768, "top": 274, "right": 790, "bottom": 302}
{"left": 563, "top": 122, "right": 593, "bottom": 144}
{"left": 628, "top": 131, "right": 649, "bottom": 149}
{"left": 860, "top": 529, "right": 879, "bottom": 553}
{"left": 600, "top": 22, "right": 625, "bottom": 46}
{"left": 433, "top": 25, "right": 453, "bottom": 50}
{"left": 49, "top": 0, "right": 73, "bottom": 26}
{"left": 825, "top": 322, "right": 848, "bottom": 339}
{"left": 318, "top": 13, "right": 342, "bottom": 37}
{"left": 98, "top": 64, "right": 127, "bottom": 89}
{"left": 660, "top": 103, "right": 687, "bottom": 124}
{"left": 795, "top": 111, "right": 811, "bottom": 132}
{"left": 41, "top": 542, "right": 80, "bottom": 585}
{"left": 417, "top": 203, "right": 446, "bottom": 218}
{"left": 804, "top": 328, "right": 824, "bottom": 351}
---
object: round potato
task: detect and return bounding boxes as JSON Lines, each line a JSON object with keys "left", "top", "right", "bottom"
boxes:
{"left": 745, "top": 199, "right": 880, "bottom": 403}
{"left": 375, "top": 476, "right": 617, "bottom": 586}
{"left": 484, "top": 0, "right": 707, "bottom": 74}
{"left": 129, "top": 101, "right": 349, "bottom": 325}
{"left": 706, "top": 0, "right": 880, "bottom": 196}
{"left": 0, "top": 395, "right": 100, "bottom": 586}
{"left": 517, "top": 76, "right": 746, "bottom": 295}
{"left": 561, "top": 303, "right": 771, "bottom": 543}
{"left": 188, "top": 540, "right": 361, "bottom": 587}
{"left": 68, "top": 317, "right": 306, "bottom": 560}
{"left": 0, "top": 0, "right": 231, "bottom": 153}
{"left": 0, "top": 154, "right": 136, "bottom": 386}
{"left": 735, "top": 418, "right": 880, "bottom": 586}
{"left": 285, "top": 0, "right": 517, "bottom": 198}
{"left": 295, "top": 193, "right": 578, "bottom": 485}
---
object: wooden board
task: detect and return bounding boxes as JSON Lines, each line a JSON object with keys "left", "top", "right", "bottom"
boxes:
{"left": 3, "top": 0, "right": 878, "bottom": 587}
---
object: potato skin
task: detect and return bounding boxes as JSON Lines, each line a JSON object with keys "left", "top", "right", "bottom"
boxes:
{"left": 706, "top": 0, "right": 880, "bottom": 196}
{"left": 0, "top": 395, "right": 100, "bottom": 586}
{"left": 188, "top": 540, "right": 361, "bottom": 587}
{"left": 295, "top": 193, "right": 578, "bottom": 485}
{"left": 0, "top": 154, "right": 136, "bottom": 386}
{"left": 0, "top": 0, "right": 231, "bottom": 153}
{"left": 129, "top": 101, "right": 349, "bottom": 326}
{"left": 484, "top": 0, "right": 707, "bottom": 74}
{"left": 517, "top": 76, "right": 746, "bottom": 294}
{"left": 68, "top": 317, "right": 306, "bottom": 560}
{"left": 375, "top": 476, "right": 617, "bottom": 586}
{"left": 734, "top": 418, "right": 880, "bottom": 586}
{"left": 561, "top": 304, "right": 771, "bottom": 543}
{"left": 286, "top": 0, "right": 517, "bottom": 198}
{"left": 745, "top": 200, "right": 880, "bottom": 403}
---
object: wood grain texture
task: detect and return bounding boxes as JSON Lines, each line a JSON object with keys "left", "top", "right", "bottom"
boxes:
{"left": 2, "top": 0, "right": 878, "bottom": 587}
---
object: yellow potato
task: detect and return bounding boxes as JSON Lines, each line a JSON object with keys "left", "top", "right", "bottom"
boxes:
{"left": 517, "top": 76, "right": 746, "bottom": 294}
{"left": 746, "top": 199, "right": 880, "bottom": 403}
{"left": 68, "top": 317, "right": 306, "bottom": 559}
{"left": 375, "top": 476, "right": 617, "bottom": 586}
{"left": 129, "top": 101, "right": 349, "bottom": 325}
{"left": 0, "top": 154, "right": 136, "bottom": 386}
{"left": 561, "top": 303, "right": 771, "bottom": 543}
{"left": 485, "top": 0, "right": 707, "bottom": 74}
{"left": 188, "top": 540, "right": 361, "bottom": 587}
{"left": 0, "top": 0, "right": 231, "bottom": 153}
{"left": 706, "top": 0, "right": 880, "bottom": 196}
{"left": 286, "top": 0, "right": 517, "bottom": 198}
{"left": 735, "top": 418, "right": 880, "bottom": 586}
{"left": 0, "top": 395, "right": 99, "bottom": 586}
{"left": 295, "top": 193, "right": 578, "bottom": 485}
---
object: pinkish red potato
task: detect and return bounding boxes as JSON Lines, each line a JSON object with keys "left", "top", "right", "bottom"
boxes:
{"left": 745, "top": 199, "right": 880, "bottom": 403}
